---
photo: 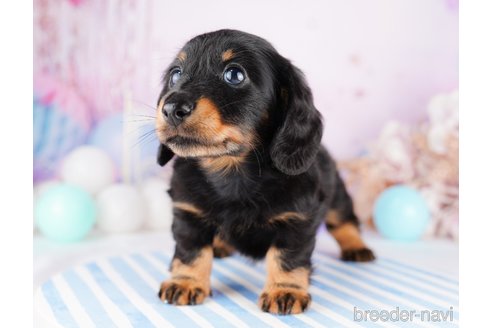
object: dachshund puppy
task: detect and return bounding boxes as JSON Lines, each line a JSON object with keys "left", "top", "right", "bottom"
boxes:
{"left": 155, "top": 29, "right": 375, "bottom": 315}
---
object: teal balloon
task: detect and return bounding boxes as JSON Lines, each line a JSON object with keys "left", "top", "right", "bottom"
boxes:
{"left": 373, "top": 185, "right": 430, "bottom": 242}
{"left": 35, "top": 184, "right": 96, "bottom": 242}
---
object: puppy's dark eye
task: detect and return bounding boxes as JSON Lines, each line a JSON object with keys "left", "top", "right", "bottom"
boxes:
{"left": 224, "top": 67, "right": 245, "bottom": 85}
{"left": 169, "top": 69, "right": 181, "bottom": 87}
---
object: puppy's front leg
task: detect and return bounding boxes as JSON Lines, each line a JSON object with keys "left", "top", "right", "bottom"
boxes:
{"left": 158, "top": 203, "right": 214, "bottom": 305}
{"left": 259, "top": 246, "right": 313, "bottom": 315}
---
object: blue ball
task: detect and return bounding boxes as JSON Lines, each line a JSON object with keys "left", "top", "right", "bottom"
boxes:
{"left": 35, "top": 184, "right": 96, "bottom": 243}
{"left": 373, "top": 185, "right": 430, "bottom": 241}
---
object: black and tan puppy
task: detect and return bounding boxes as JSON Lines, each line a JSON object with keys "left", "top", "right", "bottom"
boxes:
{"left": 155, "top": 29, "right": 375, "bottom": 315}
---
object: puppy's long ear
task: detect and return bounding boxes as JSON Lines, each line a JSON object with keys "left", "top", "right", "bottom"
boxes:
{"left": 270, "top": 59, "right": 323, "bottom": 175}
{"left": 157, "top": 143, "right": 174, "bottom": 166}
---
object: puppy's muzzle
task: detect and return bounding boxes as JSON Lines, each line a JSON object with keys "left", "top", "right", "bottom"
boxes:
{"left": 162, "top": 94, "right": 194, "bottom": 127}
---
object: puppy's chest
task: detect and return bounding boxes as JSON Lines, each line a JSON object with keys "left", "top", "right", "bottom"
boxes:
{"left": 205, "top": 172, "right": 261, "bottom": 200}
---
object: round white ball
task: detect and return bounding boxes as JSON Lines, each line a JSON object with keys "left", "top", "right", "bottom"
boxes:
{"left": 33, "top": 179, "right": 61, "bottom": 230}
{"left": 61, "top": 146, "right": 115, "bottom": 194}
{"left": 96, "top": 183, "right": 146, "bottom": 233}
{"left": 139, "top": 177, "right": 173, "bottom": 230}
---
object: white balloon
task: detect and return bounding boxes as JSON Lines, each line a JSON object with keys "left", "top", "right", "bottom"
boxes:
{"left": 33, "top": 179, "right": 61, "bottom": 230}
{"left": 139, "top": 177, "right": 173, "bottom": 230}
{"left": 61, "top": 146, "right": 115, "bottom": 194}
{"left": 96, "top": 183, "right": 146, "bottom": 233}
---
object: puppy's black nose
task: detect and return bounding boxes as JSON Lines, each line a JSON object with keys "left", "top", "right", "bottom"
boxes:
{"left": 162, "top": 101, "right": 193, "bottom": 127}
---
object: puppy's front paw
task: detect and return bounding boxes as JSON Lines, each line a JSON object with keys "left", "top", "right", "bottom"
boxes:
{"left": 259, "top": 287, "right": 311, "bottom": 315}
{"left": 341, "top": 247, "right": 376, "bottom": 262}
{"left": 158, "top": 279, "right": 210, "bottom": 305}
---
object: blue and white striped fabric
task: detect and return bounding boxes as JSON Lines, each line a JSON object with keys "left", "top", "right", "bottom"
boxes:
{"left": 33, "top": 99, "right": 88, "bottom": 180}
{"left": 35, "top": 249, "right": 459, "bottom": 327}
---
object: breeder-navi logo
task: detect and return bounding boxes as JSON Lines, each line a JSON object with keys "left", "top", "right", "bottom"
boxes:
{"left": 354, "top": 306, "right": 454, "bottom": 323}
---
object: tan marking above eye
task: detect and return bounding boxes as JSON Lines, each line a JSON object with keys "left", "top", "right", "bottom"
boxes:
{"left": 222, "top": 49, "right": 234, "bottom": 61}
{"left": 177, "top": 51, "right": 186, "bottom": 62}
{"left": 173, "top": 202, "right": 203, "bottom": 217}
{"left": 268, "top": 211, "right": 307, "bottom": 224}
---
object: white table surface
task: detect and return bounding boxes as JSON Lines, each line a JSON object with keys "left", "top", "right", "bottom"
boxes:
{"left": 34, "top": 229, "right": 458, "bottom": 289}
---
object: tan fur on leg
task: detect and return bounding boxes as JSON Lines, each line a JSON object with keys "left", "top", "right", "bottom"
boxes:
{"left": 159, "top": 246, "right": 213, "bottom": 305}
{"left": 329, "top": 222, "right": 376, "bottom": 262}
{"left": 258, "top": 247, "right": 311, "bottom": 315}
{"left": 212, "top": 236, "right": 235, "bottom": 258}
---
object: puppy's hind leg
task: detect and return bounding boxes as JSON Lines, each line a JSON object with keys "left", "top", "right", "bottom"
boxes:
{"left": 212, "top": 235, "right": 235, "bottom": 258}
{"left": 326, "top": 173, "right": 376, "bottom": 262}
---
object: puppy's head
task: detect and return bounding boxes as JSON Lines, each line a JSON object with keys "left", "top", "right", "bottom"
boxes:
{"left": 156, "top": 29, "right": 322, "bottom": 175}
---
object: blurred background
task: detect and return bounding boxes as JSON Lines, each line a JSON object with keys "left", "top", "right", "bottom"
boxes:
{"left": 33, "top": 0, "right": 458, "bottom": 246}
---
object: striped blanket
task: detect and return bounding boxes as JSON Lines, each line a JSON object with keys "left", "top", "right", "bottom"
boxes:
{"left": 35, "top": 249, "right": 459, "bottom": 327}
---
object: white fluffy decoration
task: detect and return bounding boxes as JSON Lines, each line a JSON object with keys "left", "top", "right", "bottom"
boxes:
{"left": 96, "top": 183, "right": 146, "bottom": 233}
{"left": 61, "top": 146, "right": 115, "bottom": 194}
{"left": 139, "top": 177, "right": 173, "bottom": 230}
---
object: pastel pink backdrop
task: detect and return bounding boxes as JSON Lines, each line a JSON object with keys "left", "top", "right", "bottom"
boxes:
{"left": 34, "top": 0, "right": 458, "bottom": 159}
